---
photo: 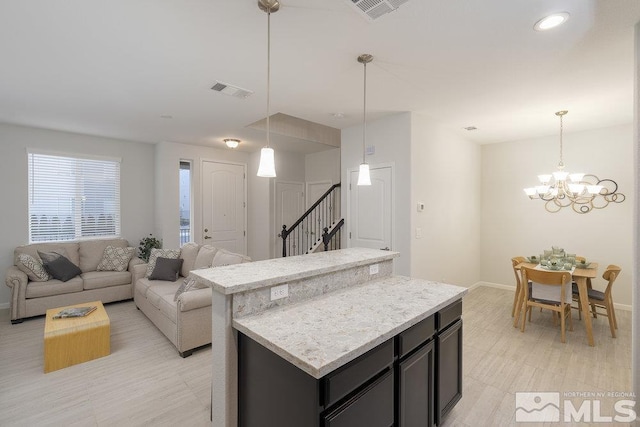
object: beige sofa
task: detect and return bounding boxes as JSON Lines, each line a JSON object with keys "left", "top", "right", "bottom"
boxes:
{"left": 5, "top": 238, "right": 144, "bottom": 324}
{"left": 133, "top": 243, "right": 251, "bottom": 357}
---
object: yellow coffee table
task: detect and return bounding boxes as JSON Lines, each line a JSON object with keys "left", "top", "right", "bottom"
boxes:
{"left": 44, "top": 301, "right": 110, "bottom": 373}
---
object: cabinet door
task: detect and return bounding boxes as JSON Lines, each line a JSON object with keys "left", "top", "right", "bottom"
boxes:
{"left": 323, "top": 369, "right": 394, "bottom": 427}
{"left": 436, "top": 319, "right": 462, "bottom": 425}
{"left": 398, "top": 341, "right": 435, "bottom": 427}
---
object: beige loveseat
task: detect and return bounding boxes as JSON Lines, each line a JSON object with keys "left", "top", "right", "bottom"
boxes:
{"left": 5, "top": 238, "right": 144, "bottom": 324}
{"left": 133, "top": 243, "right": 251, "bottom": 357}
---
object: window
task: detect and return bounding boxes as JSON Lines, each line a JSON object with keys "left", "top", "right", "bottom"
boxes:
{"left": 179, "top": 161, "right": 192, "bottom": 246}
{"left": 28, "top": 151, "right": 121, "bottom": 242}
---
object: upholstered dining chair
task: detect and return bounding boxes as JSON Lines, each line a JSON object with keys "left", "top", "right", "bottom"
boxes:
{"left": 572, "top": 264, "right": 621, "bottom": 338}
{"left": 520, "top": 267, "right": 573, "bottom": 343}
{"left": 511, "top": 256, "right": 527, "bottom": 317}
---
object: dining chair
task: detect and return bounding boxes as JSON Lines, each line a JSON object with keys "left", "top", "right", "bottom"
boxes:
{"left": 572, "top": 265, "right": 621, "bottom": 338}
{"left": 511, "top": 256, "right": 527, "bottom": 317}
{"left": 520, "top": 267, "right": 573, "bottom": 343}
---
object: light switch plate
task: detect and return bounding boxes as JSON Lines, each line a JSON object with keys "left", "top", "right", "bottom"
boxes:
{"left": 270, "top": 284, "right": 289, "bottom": 301}
{"left": 369, "top": 264, "right": 379, "bottom": 275}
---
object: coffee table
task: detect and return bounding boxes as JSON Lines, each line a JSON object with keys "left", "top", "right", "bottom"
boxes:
{"left": 44, "top": 300, "right": 110, "bottom": 373}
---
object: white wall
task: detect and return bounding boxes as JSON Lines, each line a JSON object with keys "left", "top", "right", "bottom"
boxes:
{"left": 481, "top": 124, "right": 634, "bottom": 305}
{"left": 632, "top": 21, "right": 639, "bottom": 402}
{"left": 305, "top": 148, "right": 340, "bottom": 184}
{"left": 341, "top": 113, "right": 412, "bottom": 275}
{"left": 0, "top": 123, "right": 155, "bottom": 308}
{"left": 410, "top": 113, "right": 482, "bottom": 287}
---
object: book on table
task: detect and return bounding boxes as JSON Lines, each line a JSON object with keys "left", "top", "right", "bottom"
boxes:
{"left": 52, "top": 306, "right": 97, "bottom": 319}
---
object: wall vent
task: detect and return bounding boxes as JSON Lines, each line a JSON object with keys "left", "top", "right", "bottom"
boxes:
{"left": 211, "top": 81, "right": 253, "bottom": 99}
{"left": 347, "top": 0, "right": 409, "bottom": 21}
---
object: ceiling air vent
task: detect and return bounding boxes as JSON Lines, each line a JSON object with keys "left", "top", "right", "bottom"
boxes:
{"left": 348, "top": 0, "right": 410, "bottom": 21}
{"left": 211, "top": 81, "right": 253, "bottom": 99}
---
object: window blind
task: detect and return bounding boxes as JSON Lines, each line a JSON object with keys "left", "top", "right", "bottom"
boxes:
{"left": 28, "top": 152, "right": 121, "bottom": 243}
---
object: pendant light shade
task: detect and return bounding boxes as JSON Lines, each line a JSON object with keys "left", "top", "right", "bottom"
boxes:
{"left": 357, "top": 54, "right": 373, "bottom": 186}
{"left": 257, "top": 147, "right": 276, "bottom": 177}
{"left": 257, "top": 0, "right": 279, "bottom": 178}
{"left": 357, "top": 163, "right": 371, "bottom": 186}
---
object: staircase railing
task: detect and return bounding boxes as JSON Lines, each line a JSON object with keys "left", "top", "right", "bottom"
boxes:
{"left": 322, "top": 218, "right": 345, "bottom": 252}
{"left": 280, "top": 183, "right": 342, "bottom": 257}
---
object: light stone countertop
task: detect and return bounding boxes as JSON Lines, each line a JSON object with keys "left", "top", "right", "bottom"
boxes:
{"left": 192, "top": 247, "right": 399, "bottom": 295}
{"left": 233, "top": 275, "right": 467, "bottom": 379}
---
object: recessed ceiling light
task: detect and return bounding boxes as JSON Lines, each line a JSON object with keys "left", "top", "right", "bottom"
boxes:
{"left": 224, "top": 138, "right": 240, "bottom": 149}
{"left": 332, "top": 112, "right": 346, "bottom": 119}
{"left": 464, "top": 126, "right": 477, "bottom": 131}
{"left": 534, "top": 12, "right": 570, "bottom": 31}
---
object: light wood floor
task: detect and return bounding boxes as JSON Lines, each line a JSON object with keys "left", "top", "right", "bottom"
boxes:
{"left": 0, "top": 286, "right": 633, "bottom": 426}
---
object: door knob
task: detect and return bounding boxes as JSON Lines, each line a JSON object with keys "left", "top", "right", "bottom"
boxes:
{"left": 204, "top": 228, "right": 209, "bottom": 232}
{"left": 204, "top": 236, "right": 212, "bottom": 240}
{"left": 381, "top": 247, "right": 390, "bottom": 251}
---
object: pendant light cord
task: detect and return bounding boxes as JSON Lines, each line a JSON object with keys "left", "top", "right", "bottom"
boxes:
{"left": 362, "top": 61, "right": 367, "bottom": 164}
{"left": 266, "top": 9, "right": 271, "bottom": 149}
{"left": 558, "top": 113, "right": 564, "bottom": 168}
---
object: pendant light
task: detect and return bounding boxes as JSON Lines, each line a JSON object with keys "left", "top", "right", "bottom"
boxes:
{"left": 257, "top": 0, "right": 278, "bottom": 178}
{"left": 357, "top": 54, "right": 373, "bottom": 186}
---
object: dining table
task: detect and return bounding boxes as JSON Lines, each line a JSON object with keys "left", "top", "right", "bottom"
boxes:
{"left": 513, "top": 261, "right": 599, "bottom": 346}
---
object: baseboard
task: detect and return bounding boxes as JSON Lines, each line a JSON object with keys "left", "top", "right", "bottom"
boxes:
{"left": 469, "top": 281, "right": 516, "bottom": 292}
{"left": 0, "top": 302, "right": 9, "bottom": 310}
{"left": 469, "top": 282, "right": 633, "bottom": 311}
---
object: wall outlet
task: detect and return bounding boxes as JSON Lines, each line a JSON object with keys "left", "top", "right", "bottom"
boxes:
{"left": 270, "top": 284, "right": 289, "bottom": 301}
{"left": 369, "top": 264, "right": 379, "bottom": 275}
{"left": 417, "top": 202, "right": 425, "bottom": 212}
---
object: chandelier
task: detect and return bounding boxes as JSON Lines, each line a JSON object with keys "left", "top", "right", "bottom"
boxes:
{"left": 523, "top": 110, "right": 625, "bottom": 214}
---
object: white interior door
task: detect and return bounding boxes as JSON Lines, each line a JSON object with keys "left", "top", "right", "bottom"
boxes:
{"left": 348, "top": 166, "right": 392, "bottom": 251}
{"left": 306, "top": 180, "right": 332, "bottom": 209}
{"left": 202, "top": 161, "right": 246, "bottom": 254}
{"left": 275, "top": 181, "right": 305, "bottom": 257}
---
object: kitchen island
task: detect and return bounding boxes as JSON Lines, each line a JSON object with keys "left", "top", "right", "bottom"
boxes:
{"left": 192, "top": 247, "right": 467, "bottom": 427}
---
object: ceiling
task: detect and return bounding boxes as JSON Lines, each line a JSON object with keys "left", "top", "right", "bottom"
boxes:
{"left": 1, "top": 0, "right": 639, "bottom": 153}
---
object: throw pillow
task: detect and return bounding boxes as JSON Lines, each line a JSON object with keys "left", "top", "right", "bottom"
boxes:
{"left": 16, "top": 253, "right": 51, "bottom": 282}
{"left": 42, "top": 255, "right": 82, "bottom": 282}
{"left": 174, "top": 275, "right": 208, "bottom": 301}
{"left": 37, "top": 250, "right": 68, "bottom": 264}
{"left": 96, "top": 246, "right": 136, "bottom": 272}
{"left": 148, "top": 257, "right": 184, "bottom": 281}
{"left": 146, "top": 248, "right": 181, "bottom": 278}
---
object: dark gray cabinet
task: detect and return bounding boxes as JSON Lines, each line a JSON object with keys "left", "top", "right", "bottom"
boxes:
{"left": 436, "top": 301, "right": 463, "bottom": 425}
{"left": 237, "top": 299, "right": 462, "bottom": 427}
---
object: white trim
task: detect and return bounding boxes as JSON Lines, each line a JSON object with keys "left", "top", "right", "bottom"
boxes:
{"left": 469, "top": 282, "right": 633, "bottom": 311}
{"left": 0, "top": 303, "right": 9, "bottom": 310}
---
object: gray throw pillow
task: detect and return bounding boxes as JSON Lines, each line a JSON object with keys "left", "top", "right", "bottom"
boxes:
{"left": 37, "top": 250, "right": 65, "bottom": 264}
{"left": 43, "top": 255, "right": 82, "bottom": 282}
{"left": 149, "top": 257, "right": 183, "bottom": 281}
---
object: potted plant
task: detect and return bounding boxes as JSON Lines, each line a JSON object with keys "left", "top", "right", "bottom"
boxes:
{"left": 138, "top": 234, "right": 162, "bottom": 262}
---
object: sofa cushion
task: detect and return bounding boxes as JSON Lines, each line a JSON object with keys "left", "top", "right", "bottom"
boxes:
{"left": 149, "top": 258, "right": 183, "bottom": 281}
{"left": 146, "top": 248, "right": 181, "bottom": 277}
{"left": 194, "top": 245, "right": 218, "bottom": 269}
{"left": 43, "top": 255, "right": 82, "bottom": 282}
{"left": 15, "top": 242, "right": 80, "bottom": 268}
{"left": 82, "top": 271, "right": 132, "bottom": 290}
{"left": 25, "top": 276, "right": 84, "bottom": 298}
{"left": 96, "top": 246, "right": 136, "bottom": 272}
{"left": 212, "top": 248, "right": 251, "bottom": 266}
{"left": 180, "top": 243, "right": 200, "bottom": 277}
{"left": 79, "top": 238, "right": 129, "bottom": 273}
{"left": 37, "top": 249, "right": 69, "bottom": 264}
{"left": 16, "top": 253, "right": 51, "bottom": 282}
{"left": 137, "top": 278, "right": 181, "bottom": 309}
